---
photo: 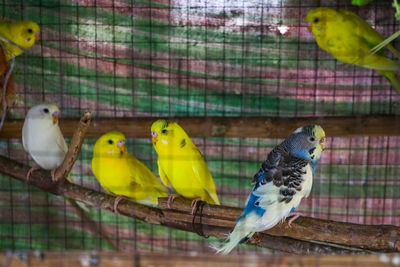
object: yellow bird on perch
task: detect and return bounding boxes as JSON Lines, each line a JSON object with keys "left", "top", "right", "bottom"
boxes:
{"left": 92, "top": 131, "right": 167, "bottom": 210}
{"left": 151, "top": 120, "right": 220, "bottom": 213}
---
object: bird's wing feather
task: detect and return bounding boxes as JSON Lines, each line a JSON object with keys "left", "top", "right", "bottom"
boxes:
{"left": 55, "top": 128, "right": 68, "bottom": 155}
{"left": 158, "top": 159, "right": 172, "bottom": 188}
{"left": 189, "top": 146, "right": 220, "bottom": 205}
{"left": 252, "top": 155, "right": 309, "bottom": 207}
{"left": 339, "top": 9, "right": 385, "bottom": 47}
{"left": 252, "top": 146, "right": 283, "bottom": 184}
{"left": 129, "top": 156, "right": 167, "bottom": 193}
{"left": 247, "top": 145, "right": 309, "bottom": 214}
{"left": 22, "top": 122, "right": 28, "bottom": 152}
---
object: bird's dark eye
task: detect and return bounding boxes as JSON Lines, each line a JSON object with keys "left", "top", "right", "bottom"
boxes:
{"left": 43, "top": 108, "right": 49, "bottom": 113}
{"left": 108, "top": 140, "right": 114, "bottom": 144}
{"left": 309, "top": 136, "right": 316, "bottom": 142}
{"left": 313, "top": 18, "right": 319, "bottom": 23}
{"left": 27, "top": 28, "right": 33, "bottom": 34}
{"left": 161, "top": 129, "right": 168, "bottom": 134}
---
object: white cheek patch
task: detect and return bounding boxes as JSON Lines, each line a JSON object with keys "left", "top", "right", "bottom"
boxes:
{"left": 161, "top": 140, "right": 168, "bottom": 145}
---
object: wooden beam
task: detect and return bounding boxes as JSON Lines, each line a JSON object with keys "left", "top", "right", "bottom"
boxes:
{"left": 0, "top": 115, "right": 399, "bottom": 139}
{"left": 0, "top": 251, "right": 398, "bottom": 267}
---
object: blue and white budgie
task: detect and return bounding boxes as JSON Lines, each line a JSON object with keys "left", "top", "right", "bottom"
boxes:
{"left": 215, "top": 125, "right": 326, "bottom": 255}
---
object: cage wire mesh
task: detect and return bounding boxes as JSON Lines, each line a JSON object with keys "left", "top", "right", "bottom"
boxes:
{"left": 0, "top": 0, "right": 398, "bottom": 256}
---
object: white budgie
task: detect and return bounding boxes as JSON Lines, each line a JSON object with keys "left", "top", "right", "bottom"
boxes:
{"left": 22, "top": 103, "right": 68, "bottom": 181}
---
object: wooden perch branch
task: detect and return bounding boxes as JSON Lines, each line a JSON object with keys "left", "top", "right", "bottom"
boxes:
{"left": 0, "top": 115, "right": 399, "bottom": 139}
{"left": 0, "top": 155, "right": 361, "bottom": 255}
{"left": 53, "top": 112, "right": 92, "bottom": 182}
{"left": 159, "top": 198, "right": 400, "bottom": 253}
{"left": 0, "top": 151, "right": 399, "bottom": 253}
{"left": 2, "top": 251, "right": 399, "bottom": 267}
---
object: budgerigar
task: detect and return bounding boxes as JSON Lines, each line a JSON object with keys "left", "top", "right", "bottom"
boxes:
{"left": 22, "top": 103, "right": 68, "bottom": 181}
{"left": 0, "top": 20, "right": 40, "bottom": 60}
{"left": 215, "top": 125, "right": 326, "bottom": 255}
{"left": 151, "top": 120, "right": 220, "bottom": 213}
{"left": 306, "top": 8, "right": 400, "bottom": 93}
{"left": 92, "top": 131, "right": 167, "bottom": 210}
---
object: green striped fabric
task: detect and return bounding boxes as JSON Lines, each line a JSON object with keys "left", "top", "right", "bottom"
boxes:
{"left": 0, "top": 0, "right": 399, "bottom": 254}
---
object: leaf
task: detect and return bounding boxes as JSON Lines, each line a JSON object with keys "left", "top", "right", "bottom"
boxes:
{"left": 351, "top": 0, "right": 374, "bottom": 6}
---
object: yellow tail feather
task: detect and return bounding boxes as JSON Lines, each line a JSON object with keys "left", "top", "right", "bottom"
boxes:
{"left": 377, "top": 70, "right": 400, "bottom": 94}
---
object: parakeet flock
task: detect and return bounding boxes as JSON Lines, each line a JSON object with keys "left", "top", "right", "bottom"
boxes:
{"left": 22, "top": 103, "right": 326, "bottom": 254}
{"left": 9, "top": 4, "right": 399, "bottom": 255}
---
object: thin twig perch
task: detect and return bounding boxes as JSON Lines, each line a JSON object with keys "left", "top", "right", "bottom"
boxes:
{"left": 53, "top": 111, "right": 92, "bottom": 183}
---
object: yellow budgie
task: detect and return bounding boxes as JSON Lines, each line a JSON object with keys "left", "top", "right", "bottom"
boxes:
{"left": 0, "top": 20, "right": 40, "bottom": 60}
{"left": 151, "top": 120, "right": 220, "bottom": 213}
{"left": 306, "top": 7, "right": 400, "bottom": 93}
{"left": 92, "top": 131, "right": 167, "bottom": 210}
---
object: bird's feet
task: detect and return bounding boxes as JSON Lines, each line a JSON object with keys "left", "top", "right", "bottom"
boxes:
{"left": 26, "top": 166, "right": 40, "bottom": 182}
{"left": 113, "top": 195, "right": 128, "bottom": 213}
{"left": 286, "top": 212, "right": 302, "bottom": 227}
{"left": 190, "top": 198, "right": 203, "bottom": 215}
{"left": 167, "top": 194, "right": 181, "bottom": 209}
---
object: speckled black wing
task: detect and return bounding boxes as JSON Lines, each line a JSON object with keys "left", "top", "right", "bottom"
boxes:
{"left": 252, "top": 144, "right": 309, "bottom": 204}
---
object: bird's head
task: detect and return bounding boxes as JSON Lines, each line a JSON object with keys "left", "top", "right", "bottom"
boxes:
{"left": 10, "top": 20, "right": 40, "bottom": 49}
{"left": 26, "top": 103, "right": 61, "bottom": 128}
{"left": 93, "top": 131, "right": 127, "bottom": 159}
{"left": 151, "top": 120, "right": 188, "bottom": 153}
{"left": 285, "top": 125, "right": 326, "bottom": 164}
{"left": 305, "top": 8, "right": 337, "bottom": 36}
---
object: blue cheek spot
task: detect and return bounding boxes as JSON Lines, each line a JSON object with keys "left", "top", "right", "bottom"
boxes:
{"left": 289, "top": 207, "right": 295, "bottom": 214}
{"left": 292, "top": 149, "right": 308, "bottom": 160}
{"left": 317, "top": 27, "right": 322, "bottom": 31}
{"left": 309, "top": 147, "right": 316, "bottom": 154}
